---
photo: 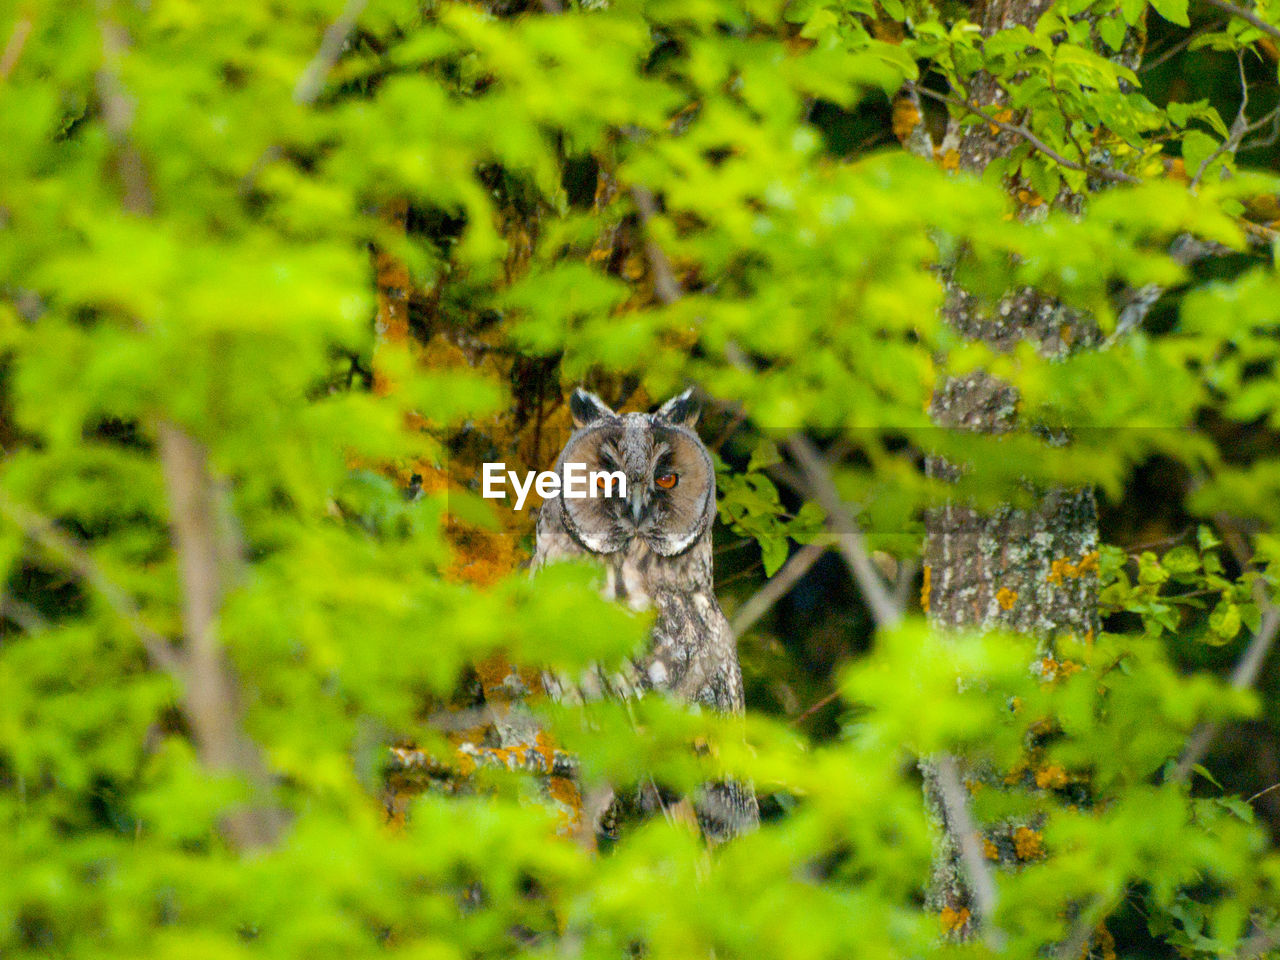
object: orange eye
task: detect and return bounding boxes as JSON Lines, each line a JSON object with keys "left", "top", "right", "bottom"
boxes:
{"left": 595, "top": 474, "right": 610, "bottom": 492}
{"left": 655, "top": 472, "right": 678, "bottom": 489}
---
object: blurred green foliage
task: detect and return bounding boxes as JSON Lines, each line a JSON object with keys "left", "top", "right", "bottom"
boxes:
{"left": 1, "top": 0, "right": 1280, "bottom": 957}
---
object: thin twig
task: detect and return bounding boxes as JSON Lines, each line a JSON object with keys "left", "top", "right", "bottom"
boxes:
{"left": 0, "top": 594, "right": 49, "bottom": 634}
{"left": 631, "top": 185, "right": 683, "bottom": 305}
{"left": 1190, "top": 51, "right": 1251, "bottom": 189}
{"left": 293, "top": 0, "right": 368, "bottom": 106}
{"left": 1173, "top": 581, "right": 1280, "bottom": 781}
{"left": 1200, "top": 0, "right": 1280, "bottom": 42}
{"left": 936, "top": 754, "right": 1005, "bottom": 951}
{"left": 0, "top": 15, "right": 32, "bottom": 82}
{"left": 1240, "top": 103, "right": 1280, "bottom": 151}
{"left": 781, "top": 434, "right": 903, "bottom": 630}
{"left": 709, "top": 408, "right": 748, "bottom": 451}
{"left": 894, "top": 558, "right": 921, "bottom": 612}
{"left": 1246, "top": 781, "right": 1280, "bottom": 805}
{"left": 789, "top": 687, "right": 842, "bottom": 726}
{"left": 96, "top": 18, "right": 153, "bottom": 215}
{"left": 914, "top": 85, "right": 1142, "bottom": 185}
{"left": 239, "top": 0, "right": 368, "bottom": 194}
{"left": 731, "top": 542, "right": 825, "bottom": 637}
{"left": 1142, "top": 20, "right": 1223, "bottom": 72}
{"left": 1057, "top": 903, "right": 1106, "bottom": 960}
{"left": 715, "top": 558, "right": 764, "bottom": 588}
{"left": 1234, "top": 922, "right": 1280, "bottom": 960}
{"left": 0, "top": 495, "right": 183, "bottom": 674}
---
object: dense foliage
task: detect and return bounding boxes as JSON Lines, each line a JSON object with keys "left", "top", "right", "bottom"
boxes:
{"left": 2, "top": 0, "right": 1280, "bottom": 957}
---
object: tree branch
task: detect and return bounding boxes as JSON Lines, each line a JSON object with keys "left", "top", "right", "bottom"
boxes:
{"left": 96, "top": 17, "right": 153, "bottom": 216}
{"left": 631, "top": 185, "right": 683, "bottom": 306}
{"left": 94, "top": 12, "right": 284, "bottom": 848}
{"left": 0, "top": 15, "right": 32, "bottom": 82}
{"left": 781, "top": 435, "right": 904, "bottom": 630}
{"left": 914, "top": 85, "right": 1142, "bottom": 185}
{"left": 1173, "top": 514, "right": 1280, "bottom": 782}
{"left": 1173, "top": 593, "right": 1280, "bottom": 781}
{"left": 293, "top": 0, "right": 368, "bottom": 106}
{"left": 730, "top": 542, "right": 825, "bottom": 637}
{"left": 1190, "top": 51, "right": 1251, "bottom": 189}
{"left": 633, "top": 187, "right": 904, "bottom": 633}
{"left": 1234, "top": 921, "right": 1280, "bottom": 959}
{"left": 0, "top": 494, "right": 183, "bottom": 673}
{"left": 158, "top": 423, "right": 285, "bottom": 848}
{"left": 0, "top": 594, "right": 50, "bottom": 634}
{"left": 239, "top": 0, "right": 368, "bottom": 193}
{"left": 1200, "top": 0, "right": 1280, "bottom": 41}
{"left": 936, "top": 754, "right": 1005, "bottom": 950}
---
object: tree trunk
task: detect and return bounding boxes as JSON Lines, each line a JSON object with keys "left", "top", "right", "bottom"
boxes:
{"left": 920, "top": 0, "right": 1138, "bottom": 936}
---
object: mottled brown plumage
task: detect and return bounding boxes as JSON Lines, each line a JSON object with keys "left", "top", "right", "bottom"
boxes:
{"left": 534, "top": 388, "right": 758, "bottom": 841}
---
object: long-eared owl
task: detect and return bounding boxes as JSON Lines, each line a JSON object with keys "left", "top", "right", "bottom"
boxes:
{"left": 534, "top": 388, "right": 758, "bottom": 840}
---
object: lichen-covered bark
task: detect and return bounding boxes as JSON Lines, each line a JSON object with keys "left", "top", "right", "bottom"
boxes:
{"left": 921, "top": 0, "right": 1139, "bottom": 936}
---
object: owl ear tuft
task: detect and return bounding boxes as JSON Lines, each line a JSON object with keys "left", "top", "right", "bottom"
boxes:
{"left": 656, "top": 388, "right": 700, "bottom": 427}
{"left": 570, "top": 388, "right": 615, "bottom": 427}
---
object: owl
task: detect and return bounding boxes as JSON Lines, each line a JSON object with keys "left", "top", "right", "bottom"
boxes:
{"left": 534, "top": 387, "right": 758, "bottom": 841}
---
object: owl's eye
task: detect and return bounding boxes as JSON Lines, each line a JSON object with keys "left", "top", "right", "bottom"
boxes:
{"left": 655, "top": 472, "right": 678, "bottom": 489}
{"left": 595, "top": 473, "right": 611, "bottom": 493}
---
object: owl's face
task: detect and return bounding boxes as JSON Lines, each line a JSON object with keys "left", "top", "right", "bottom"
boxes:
{"left": 555, "top": 389, "right": 715, "bottom": 557}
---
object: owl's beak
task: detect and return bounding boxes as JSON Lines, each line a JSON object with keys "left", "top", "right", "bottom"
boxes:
{"left": 628, "top": 488, "right": 646, "bottom": 525}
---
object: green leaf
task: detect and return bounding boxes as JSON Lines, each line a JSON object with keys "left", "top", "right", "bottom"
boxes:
{"left": 1151, "top": 0, "right": 1191, "bottom": 26}
{"left": 1192, "top": 763, "right": 1223, "bottom": 789}
{"left": 1182, "top": 129, "right": 1220, "bottom": 180}
{"left": 760, "top": 536, "right": 790, "bottom": 577}
{"left": 1197, "top": 525, "right": 1222, "bottom": 551}
{"left": 1208, "top": 600, "right": 1242, "bottom": 643}
{"left": 1163, "top": 545, "right": 1200, "bottom": 576}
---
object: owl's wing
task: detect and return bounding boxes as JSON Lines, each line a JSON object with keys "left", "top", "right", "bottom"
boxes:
{"left": 647, "top": 599, "right": 759, "bottom": 841}
{"left": 645, "top": 592, "right": 745, "bottom": 713}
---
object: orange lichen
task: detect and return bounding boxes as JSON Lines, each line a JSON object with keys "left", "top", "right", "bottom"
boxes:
{"left": 532, "top": 730, "right": 559, "bottom": 769}
{"left": 1013, "top": 826, "right": 1044, "bottom": 860}
{"left": 1047, "top": 557, "right": 1071, "bottom": 585}
{"left": 548, "top": 775, "right": 583, "bottom": 830}
{"left": 940, "top": 906, "right": 971, "bottom": 933}
{"left": 1035, "top": 765, "right": 1069, "bottom": 790}
{"left": 996, "top": 587, "right": 1018, "bottom": 610}
{"left": 983, "top": 838, "right": 1001, "bottom": 860}
{"left": 1048, "top": 551, "right": 1101, "bottom": 585}
{"left": 937, "top": 149, "right": 961, "bottom": 171}
{"left": 622, "top": 255, "right": 646, "bottom": 280}
{"left": 1038, "top": 655, "right": 1082, "bottom": 684}
{"left": 921, "top": 565, "right": 932, "bottom": 612}
{"left": 892, "top": 95, "right": 922, "bottom": 143}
